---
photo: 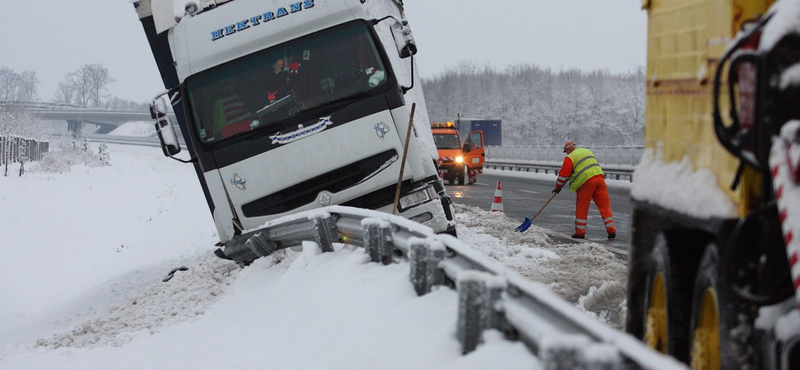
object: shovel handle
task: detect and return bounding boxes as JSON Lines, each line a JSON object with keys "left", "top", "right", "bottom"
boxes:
{"left": 530, "top": 192, "right": 558, "bottom": 222}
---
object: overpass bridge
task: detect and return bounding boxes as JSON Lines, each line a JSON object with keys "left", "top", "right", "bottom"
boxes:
{"left": 0, "top": 101, "right": 177, "bottom": 134}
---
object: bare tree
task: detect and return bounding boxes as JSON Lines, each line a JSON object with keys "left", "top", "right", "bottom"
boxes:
{"left": 58, "top": 64, "right": 115, "bottom": 107}
{"left": 15, "top": 70, "right": 39, "bottom": 101}
{"left": 0, "top": 68, "right": 40, "bottom": 102}
{"left": 86, "top": 64, "right": 114, "bottom": 106}
{"left": 54, "top": 80, "right": 76, "bottom": 105}
{"left": 0, "top": 67, "right": 20, "bottom": 101}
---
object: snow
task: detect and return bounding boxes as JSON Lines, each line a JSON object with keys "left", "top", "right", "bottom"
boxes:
{"left": 0, "top": 143, "right": 630, "bottom": 368}
{"left": 107, "top": 121, "right": 155, "bottom": 137}
{"left": 631, "top": 148, "right": 737, "bottom": 219}
{"left": 780, "top": 63, "right": 800, "bottom": 90}
{"left": 760, "top": 0, "right": 800, "bottom": 52}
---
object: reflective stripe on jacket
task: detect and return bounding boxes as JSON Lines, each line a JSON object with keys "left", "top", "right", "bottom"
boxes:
{"left": 567, "top": 148, "right": 604, "bottom": 193}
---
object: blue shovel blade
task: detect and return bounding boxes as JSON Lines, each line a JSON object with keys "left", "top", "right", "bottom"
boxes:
{"left": 516, "top": 217, "right": 532, "bottom": 232}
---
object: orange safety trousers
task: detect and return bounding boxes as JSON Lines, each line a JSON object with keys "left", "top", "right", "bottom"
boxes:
{"left": 573, "top": 175, "right": 616, "bottom": 237}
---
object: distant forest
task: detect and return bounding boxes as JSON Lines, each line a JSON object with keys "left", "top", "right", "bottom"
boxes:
{"left": 421, "top": 62, "right": 645, "bottom": 147}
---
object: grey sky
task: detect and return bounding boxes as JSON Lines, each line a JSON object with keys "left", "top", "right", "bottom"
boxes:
{"left": 0, "top": 0, "right": 646, "bottom": 104}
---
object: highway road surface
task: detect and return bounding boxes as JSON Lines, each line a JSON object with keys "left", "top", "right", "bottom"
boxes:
{"left": 445, "top": 169, "right": 632, "bottom": 252}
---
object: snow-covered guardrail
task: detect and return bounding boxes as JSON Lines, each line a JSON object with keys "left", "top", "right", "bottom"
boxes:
{"left": 219, "top": 205, "right": 685, "bottom": 370}
{"left": 484, "top": 160, "right": 635, "bottom": 182}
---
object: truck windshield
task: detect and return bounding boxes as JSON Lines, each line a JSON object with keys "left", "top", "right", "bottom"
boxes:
{"left": 185, "top": 22, "right": 389, "bottom": 144}
{"left": 433, "top": 133, "right": 461, "bottom": 150}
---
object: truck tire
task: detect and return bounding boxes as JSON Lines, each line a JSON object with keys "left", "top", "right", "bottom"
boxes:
{"left": 689, "top": 243, "right": 755, "bottom": 370}
{"left": 458, "top": 165, "right": 466, "bottom": 185}
{"left": 643, "top": 234, "right": 693, "bottom": 363}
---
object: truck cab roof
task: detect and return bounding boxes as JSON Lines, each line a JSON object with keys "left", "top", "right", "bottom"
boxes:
{"left": 149, "top": 0, "right": 368, "bottom": 82}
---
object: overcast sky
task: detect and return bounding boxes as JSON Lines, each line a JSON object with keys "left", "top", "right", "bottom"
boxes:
{"left": 0, "top": 0, "right": 646, "bottom": 104}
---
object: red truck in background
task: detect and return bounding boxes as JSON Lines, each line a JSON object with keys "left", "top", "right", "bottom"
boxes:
{"left": 431, "top": 121, "right": 484, "bottom": 185}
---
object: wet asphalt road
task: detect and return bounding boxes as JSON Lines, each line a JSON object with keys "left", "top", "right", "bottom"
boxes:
{"left": 444, "top": 171, "right": 633, "bottom": 251}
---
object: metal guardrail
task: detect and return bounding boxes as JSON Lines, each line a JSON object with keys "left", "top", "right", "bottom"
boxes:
{"left": 218, "top": 205, "right": 685, "bottom": 370}
{"left": 487, "top": 145, "right": 644, "bottom": 167}
{"left": 484, "top": 160, "right": 635, "bottom": 182}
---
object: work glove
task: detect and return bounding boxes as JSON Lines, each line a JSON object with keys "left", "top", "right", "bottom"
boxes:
{"left": 552, "top": 188, "right": 561, "bottom": 194}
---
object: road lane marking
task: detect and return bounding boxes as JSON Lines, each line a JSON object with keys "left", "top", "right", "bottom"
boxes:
{"left": 519, "top": 190, "right": 539, "bottom": 194}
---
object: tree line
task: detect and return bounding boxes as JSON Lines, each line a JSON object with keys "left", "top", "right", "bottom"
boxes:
{"left": 0, "top": 65, "right": 147, "bottom": 111}
{"left": 421, "top": 62, "right": 645, "bottom": 147}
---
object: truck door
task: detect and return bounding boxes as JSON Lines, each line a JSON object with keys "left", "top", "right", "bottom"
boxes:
{"left": 462, "top": 131, "right": 485, "bottom": 169}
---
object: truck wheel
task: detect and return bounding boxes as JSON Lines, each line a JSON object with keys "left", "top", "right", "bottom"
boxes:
{"left": 458, "top": 166, "right": 466, "bottom": 185}
{"left": 689, "top": 243, "right": 755, "bottom": 370}
{"left": 643, "top": 234, "right": 693, "bottom": 363}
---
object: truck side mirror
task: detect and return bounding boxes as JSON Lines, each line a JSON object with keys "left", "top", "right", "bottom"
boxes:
{"left": 391, "top": 20, "right": 417, "bottom": 59}
{"left": 150, "top": 96, "right": 169, "bottom": 119}
{"left": 155, "top": 116, "right": 181, "bottom": 157}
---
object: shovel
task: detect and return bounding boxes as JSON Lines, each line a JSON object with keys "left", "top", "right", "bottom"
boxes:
{"left": 516, "top": 192, "right": 558, "bottom": 232}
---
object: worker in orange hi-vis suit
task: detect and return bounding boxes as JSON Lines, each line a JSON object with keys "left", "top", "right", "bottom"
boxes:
{"left": 552, "top": 142, "right": 617, "bottom": 239}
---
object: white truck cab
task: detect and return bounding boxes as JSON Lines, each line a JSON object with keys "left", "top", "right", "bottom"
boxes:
{"left": 134, "top": 0, "right": 455, "bottom": 262}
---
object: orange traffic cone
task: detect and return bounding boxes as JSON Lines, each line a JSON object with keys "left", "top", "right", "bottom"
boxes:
{"left": 490, "top": 181, "right": 503, "bottom": 212}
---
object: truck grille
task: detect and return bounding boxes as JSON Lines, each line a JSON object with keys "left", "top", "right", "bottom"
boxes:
{"left": 241, "top": 150, "right": 398, "bottom": 217}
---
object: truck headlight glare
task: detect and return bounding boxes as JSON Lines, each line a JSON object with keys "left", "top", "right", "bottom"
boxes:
{"left": 455, "top": 156, "right": 463, "bottom": 163}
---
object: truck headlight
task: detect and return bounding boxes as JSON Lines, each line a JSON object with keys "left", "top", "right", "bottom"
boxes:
{"left": 455, "top": 156, "right": 463, "bottom": 163}
{"left": 399, "top": 186, "right": 436, "bottom": 210}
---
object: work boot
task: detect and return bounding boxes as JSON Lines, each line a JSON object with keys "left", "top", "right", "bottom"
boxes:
{"left": 571, "top": 234, "right": 585, "bottom": 239}
{"left": 608, "top": 233, "right": 616, "bottom": 239}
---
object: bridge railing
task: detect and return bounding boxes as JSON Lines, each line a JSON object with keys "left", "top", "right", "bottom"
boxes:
{"left": 0, "top": 100, "right": 148, "bottom": 112}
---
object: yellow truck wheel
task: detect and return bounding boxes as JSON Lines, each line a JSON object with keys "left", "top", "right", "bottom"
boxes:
{"left": 644, "top": 234, "right": 693, "bottom": 363}
{"left": 689, "top": 244, "right": 755, "bottom": 370}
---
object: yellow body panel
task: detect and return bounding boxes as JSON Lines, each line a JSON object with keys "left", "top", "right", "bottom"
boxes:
{"left": 643, "top": 0, "right": 775, "bottom": 216}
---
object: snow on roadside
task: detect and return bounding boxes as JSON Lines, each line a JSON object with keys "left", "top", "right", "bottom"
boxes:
{"left": 33, "top": 254, "right": 239, "bottom": 349}
{"left": 454, "top": 204, "right": 628, "bottom": 328}
{"left": 107, "top": 121, "right": 155, "bottom": 137}
{"left": 1, "top": 143, "right": 628, "bottom": 369}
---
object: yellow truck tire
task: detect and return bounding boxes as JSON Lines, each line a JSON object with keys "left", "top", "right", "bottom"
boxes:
{"left": 644, "top": 234, "right": 693, "bottom": 363}
{"left": 689, "top": 243, "right": 756, "bottom": 370}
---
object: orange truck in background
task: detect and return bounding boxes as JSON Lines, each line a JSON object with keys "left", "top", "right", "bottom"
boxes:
{"left": 431, "top": 121, "right": 484, "bottom": 185}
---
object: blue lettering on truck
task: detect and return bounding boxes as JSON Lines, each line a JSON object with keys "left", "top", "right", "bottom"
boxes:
{"left": 211, "top": 0, "right": 315, "bottom": 41}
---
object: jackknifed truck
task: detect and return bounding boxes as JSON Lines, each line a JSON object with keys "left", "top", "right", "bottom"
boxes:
{"left": 133, "top": 0, "right": 458, "bottom": 263}
{"left": 627, "top": 0, "right": 800, "bottom": 368}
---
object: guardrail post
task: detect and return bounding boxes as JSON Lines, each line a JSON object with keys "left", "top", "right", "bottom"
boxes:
{"left": 311, "top": 213, "right": 337, "bottom": 253}
{"left": 363, "top": 219, "right": 393, "bottom": 264}
{"left": 540, "top": 336, "right": 621, "bottom": 370}
{"left": 408, "top": 239, "right": 445, "bottom": 296}
{"left": 244, "top": 232, "right": 277, "bottom": 258}
{"left": 456, "top": 271, "right": 506, "bottom": 354}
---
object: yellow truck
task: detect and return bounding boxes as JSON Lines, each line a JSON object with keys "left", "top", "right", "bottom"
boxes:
{"left": 627, "top": 0, "right": 800, "bottom": 368}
